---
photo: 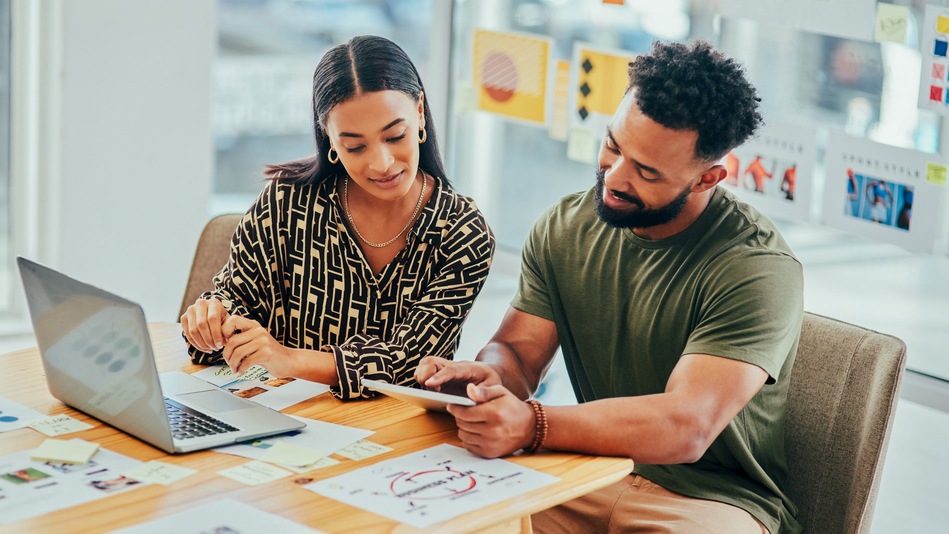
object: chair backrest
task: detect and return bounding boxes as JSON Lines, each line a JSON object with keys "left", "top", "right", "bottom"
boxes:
{"left": 178, "top": 213, "right": 243, "bottom": 319}
{"left": 785, "top": 312, "right": 907, "bottom": 534}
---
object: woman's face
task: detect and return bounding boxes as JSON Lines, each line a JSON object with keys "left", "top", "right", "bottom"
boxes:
{"left": 324, "top": 90, "right": 424, "bottom": 202}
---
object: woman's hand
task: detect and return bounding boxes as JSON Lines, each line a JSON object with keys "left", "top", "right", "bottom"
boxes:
{"left": 180, "top": 298, "right": 229, "bottom": 353}
{"left": 220, "top": 315, "right": 295, "bottom": 376}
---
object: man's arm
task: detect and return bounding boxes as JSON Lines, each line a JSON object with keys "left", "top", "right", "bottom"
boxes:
{"left": 540, "top": 353, "right": 767, "bottom": 463}
{"left": 416, "top": 306, "right": 559, "bottom": 399}
{"left": 450, "top": 351, "right": 767, "bottom": 461}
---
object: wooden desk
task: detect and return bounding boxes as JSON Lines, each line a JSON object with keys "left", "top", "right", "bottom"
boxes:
{"left": 0, "top": 323, "right": 633, "bottom": 533}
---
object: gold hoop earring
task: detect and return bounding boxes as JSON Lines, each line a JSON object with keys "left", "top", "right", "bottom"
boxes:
{"left": 418, "top": 128, "right": 427, "bottom": 144}
{"left": 327, "top": 147, "right": 339, "bottom": 164}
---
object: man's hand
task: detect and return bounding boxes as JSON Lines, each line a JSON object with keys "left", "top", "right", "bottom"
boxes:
{"left": 446, "top": 383, "right": 536, "bottom": 458}
{"left": 220, "top": 315, "right": 292, "bottom": 376}
{"left": 180, "top": 298, "right": 229, "bottom": 352}
{"left": 414, "top": 356, "right": 502, "bottom": 396}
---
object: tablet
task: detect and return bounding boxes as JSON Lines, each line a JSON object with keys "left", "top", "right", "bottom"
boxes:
{"left": 361, "top": 378, "right": 476, "bottom": 412}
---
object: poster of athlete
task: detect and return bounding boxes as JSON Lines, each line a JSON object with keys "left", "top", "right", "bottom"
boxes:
{"left": 720, "top": 120, "right": 817, "bottom": 223}
{"left": 822, "top": 131, "right": 947, "bottom": 254}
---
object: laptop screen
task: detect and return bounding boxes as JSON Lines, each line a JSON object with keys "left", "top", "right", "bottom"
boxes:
{"left": 17, "top": 257, "right": 175, "bottom": 451}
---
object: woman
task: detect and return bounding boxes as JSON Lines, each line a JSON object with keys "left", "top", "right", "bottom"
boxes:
{"left": 181, "top": 36, "right": 495, "bottom": 400}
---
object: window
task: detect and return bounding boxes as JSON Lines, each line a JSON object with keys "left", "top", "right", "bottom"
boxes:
{"left": 212, "top": 0, "right": 437, "bottom": 215}
{"left": 0, "top": 0, "right": 11, "bottom": 318}
{"left": 446, "top": 0, "right": 949, "bottom": 381}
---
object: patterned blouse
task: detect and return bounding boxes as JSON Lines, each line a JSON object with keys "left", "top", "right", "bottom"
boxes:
{"left": 188, "top": 175, "right": 495, "bottom": 400}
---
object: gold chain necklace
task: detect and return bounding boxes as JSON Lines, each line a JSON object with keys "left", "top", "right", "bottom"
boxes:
{"left": 343, "top": 173, "right": 427, "bottom": 248}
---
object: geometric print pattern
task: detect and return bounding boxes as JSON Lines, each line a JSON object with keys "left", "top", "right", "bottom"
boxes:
{"left": 188, "top": 175, "right": 496, "bottom": 400}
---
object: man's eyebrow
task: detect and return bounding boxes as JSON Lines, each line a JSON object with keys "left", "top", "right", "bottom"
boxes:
{"left": 606, "top": 127, "right": 661, "bottom": 178}
{"left": 338, "top": 118, "right": 406, "bottom": 138}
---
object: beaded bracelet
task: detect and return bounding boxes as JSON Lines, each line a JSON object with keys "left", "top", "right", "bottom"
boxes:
{"left": 524, "top": 399, "right": 548, "bottom": 454}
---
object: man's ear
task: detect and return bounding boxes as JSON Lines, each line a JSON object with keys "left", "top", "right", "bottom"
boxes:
{"left": 693, "top": 165, "right": 727, "bottom": 193}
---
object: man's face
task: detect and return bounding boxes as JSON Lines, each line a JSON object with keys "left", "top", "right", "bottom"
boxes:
{"left": 594, "top": 168, "right": 691, "bottom": 228}
{"left": 594, "top": 90, "right": 713, "bottom": 233}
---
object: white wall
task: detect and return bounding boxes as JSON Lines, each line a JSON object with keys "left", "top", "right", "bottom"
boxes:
{"left": 16, "top": 0, "right": 215, "bottom": 322}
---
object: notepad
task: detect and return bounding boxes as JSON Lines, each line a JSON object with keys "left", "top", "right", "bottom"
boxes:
{"left": 30, "top": 438, "right": 100, "bottom": 464}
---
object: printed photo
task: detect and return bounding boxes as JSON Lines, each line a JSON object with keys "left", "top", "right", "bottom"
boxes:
{"left": 89, "top": 474, "right": 141, "bottom": 493}
{"left": 723, "top": 153, "right": 799, "bottom": 203}
{"left": 844, "top": 168, "right": 913, "bottom": 231}
{"left": 1, "top": 467, "right": 52, "bottom": 485}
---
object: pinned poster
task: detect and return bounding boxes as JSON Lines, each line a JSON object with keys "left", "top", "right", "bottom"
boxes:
{"left": 821, "top": 131, "right": 946, "bottom": 254}
{"left": 472, "top": 29, "right": 551, "bottom": 126}
{"left": 549, "top": 59, "right": 571, "bottom": 141}
{"left": 720, "top": 121, "right": 817, "bottom": 223}
{"left": 918, "top": 5, "right": 949, "bottom": 116}
{"left": 569, "top": 43, "right": 636, "bottom": 136}
{"left": 720, "top": 0, "right": 876, "bottom": 42}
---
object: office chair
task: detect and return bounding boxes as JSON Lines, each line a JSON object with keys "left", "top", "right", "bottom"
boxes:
{"left": 785, "top": 312, "right": 907, "bottom": 533}
{"left": 178, "top": 213, "right": 242, "bottom": 319}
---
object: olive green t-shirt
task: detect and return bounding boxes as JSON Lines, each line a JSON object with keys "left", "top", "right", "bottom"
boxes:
{"left": 512, "top": 186, "right": 803, "bottom": 534}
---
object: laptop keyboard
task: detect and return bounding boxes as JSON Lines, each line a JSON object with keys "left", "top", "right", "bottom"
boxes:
{"left": 164, "top": 398, "right": 239, "bottom": 440}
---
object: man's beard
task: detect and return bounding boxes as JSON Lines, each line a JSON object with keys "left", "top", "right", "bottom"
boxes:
{"left": 593, "top": 168, "right": 691, "bottom": 229}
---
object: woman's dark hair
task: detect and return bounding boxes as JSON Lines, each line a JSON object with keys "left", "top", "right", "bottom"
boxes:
{"left": 265, "top": 35, "right": 447, "bottom": 185}
{"left": 628, "top": 40, "right": 763, "bottom": 163}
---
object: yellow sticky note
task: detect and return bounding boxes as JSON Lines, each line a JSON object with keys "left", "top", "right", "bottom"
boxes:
{"left": 218, "top": 460, "right": 292, "bottom": 486}
{"left": 454, "top": 81, "right": 476, "bottom": 116}
{"left": 926, "top": 162, "right": 947, "bottom": 186}
{"left": 566, "top": 127, "right": 598, "bottom": 164}
{"left": 336, "top": 439, "right": 392, "bottom": 461}
{"left": 937, "top": 15, "right": 949, "bottom": 35}
{"left": 31, "top": 438, "right": 99, "bottom": 464}
{"left": 260, "top": 441, "right": 324, "bottom": 468}
{"left": 875, "top": 4, "right": 909, "bottom": 43}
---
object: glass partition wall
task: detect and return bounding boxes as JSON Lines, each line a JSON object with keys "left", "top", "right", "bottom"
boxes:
{"left": 445, "top": 0, "right": 949, "bottom": 383}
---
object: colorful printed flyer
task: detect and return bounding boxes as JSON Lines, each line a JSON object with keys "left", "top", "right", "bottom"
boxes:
{"left": 0, "top": 447, "right": 145, "bottom": 524}
{"left": 918, "top": 5, "right": 949, "bottom": 116}
{"left": 191, "top": 365, "right": 329, "bottom": 411}
{"left": 568, "top": 42, "right": 636, "bottom": 137}
{"left": 720, "top": 121, "right": 818, "bottom": 223}
{"left": 472, "top": 28, "right": 552, "bottom": 126}
{"left": 821, "top": 131, "right": 946, "bottom": 254}
{"left": 305, "top": 444, "right": 558, "bottom": 528}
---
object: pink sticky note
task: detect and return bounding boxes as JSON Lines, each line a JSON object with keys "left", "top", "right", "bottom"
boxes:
{"left": 933, "top": 63, "right": 947, "bottom": 81}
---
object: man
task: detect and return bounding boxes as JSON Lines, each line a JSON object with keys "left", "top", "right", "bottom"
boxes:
{"left": 416, "top": 40, "right": 803, "bottom": 533}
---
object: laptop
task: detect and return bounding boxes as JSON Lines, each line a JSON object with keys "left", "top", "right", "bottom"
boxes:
{"left": 16, "top": 256, "right": 304, "bottom": 454}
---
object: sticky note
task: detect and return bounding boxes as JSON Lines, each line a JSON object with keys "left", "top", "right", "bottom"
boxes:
{"left": 932, "top": 63, "right": 947, "bottom": 81}
{"left": 930, "top": 85, "right": 944, "bottom": 102}
{"left": 124, "top": 461, "right": 198, "bottom": 485}
{"left": 938, "top": 15, "right": 949, "bottom": 34}
{"left": 218, "top": 460, "right": 292, "bottom": 486}
{"left": 28, "top": 414, "right": 94, "bottom": 436}
{"left": 336, "top": 440, "right": 393, "bottom": 461}
{"left": 934, "top": 39, "right": 948, "bottom": 57}
{"left": 260, "top": 441, "right": 324, "bottom": 468}
{"left": 566, "top": 127, "right": 598, "bottom": 164}
{"left": 283, "top": 455, "right": 341, "bottom": 474}
{"left": 926, "top": 162, "right": 947, "bottom": 186}
{"left": 31, "top": 438, "right": 99, "bottom": 464}
{"left": 454, "top": 81, "right": 476, "bottom": 116}
{"left": 875, "top": 4, "right": 909, "bottom": 43}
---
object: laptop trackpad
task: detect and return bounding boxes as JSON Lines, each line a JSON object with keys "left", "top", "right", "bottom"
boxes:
{"left": 176, "top": 390, "right": 251, "bottom": 413}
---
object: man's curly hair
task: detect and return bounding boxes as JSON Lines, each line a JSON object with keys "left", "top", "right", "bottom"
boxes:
{"left": 628, "top": 40, "right": 762, "bottom": 163}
